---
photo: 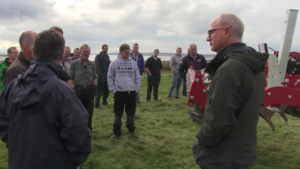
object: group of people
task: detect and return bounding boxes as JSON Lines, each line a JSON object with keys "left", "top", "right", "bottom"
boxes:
{"left": 0, "top": 13, "right": 268, "bottom": 169}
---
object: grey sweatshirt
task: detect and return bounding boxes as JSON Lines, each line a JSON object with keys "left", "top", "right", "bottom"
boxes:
{"left": 107, "top": 54, "right": 141, "bottom": 93}
{"left": 170, "top": 54, "right": 182, "bottom": 73}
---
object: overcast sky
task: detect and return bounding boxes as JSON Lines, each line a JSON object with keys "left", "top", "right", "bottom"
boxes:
{"left": 0, "top": 0, "right": 299, "bottom": 54}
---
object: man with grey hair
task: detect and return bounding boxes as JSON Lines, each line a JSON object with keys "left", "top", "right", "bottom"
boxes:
{"left": 3, "top": 30, "right": 38, "bottom": 86}
{"left": 68, "top": 44, "right": 97, "bottom": 131}
{"left": 167, "top": 47, "right": 183, "bottom": 100}
{"left": 192, "top": 13, "right": 268, "bottom": 169}
{"left": 0, "top": 30, "right": 91, "bottom": 169}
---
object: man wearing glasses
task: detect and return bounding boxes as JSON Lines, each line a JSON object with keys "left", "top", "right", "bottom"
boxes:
{"left": 192, "top": 14, "right": 268, "bottom": 169}
{"left": 0, "top": 47, "right": 18, "bottom": 91}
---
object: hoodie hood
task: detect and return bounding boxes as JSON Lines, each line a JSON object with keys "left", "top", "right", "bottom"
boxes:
{"left": 227, "top": 52, "right": 268, "bottom": 73}
{"left": 117, "top": 54, "right": 133, "bottom": 62}
{"left": 10, "top": 61, "right": 70, "bottom": 113}
{"left": 205, "top": 43, "right": 268, "bottom": 76}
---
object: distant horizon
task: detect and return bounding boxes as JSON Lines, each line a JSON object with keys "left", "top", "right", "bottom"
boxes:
{"left": 0, "top": 52, "right": 216, "bottom": 56}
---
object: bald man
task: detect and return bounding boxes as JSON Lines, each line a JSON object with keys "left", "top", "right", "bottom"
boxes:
{"left": 179, "top": 44, "right": 207, "bottom": 119}
{"left": 3, "top": 31, "right": 38, "bottom": 86}
{"left": 192, "top": 13, "right": 268, "bottom": 169}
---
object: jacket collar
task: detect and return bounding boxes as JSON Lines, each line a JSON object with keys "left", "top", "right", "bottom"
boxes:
{"left": 79, "top": 59, "right": 90, "bottom": 65}
{"left": 189, "top": 53, "right": 201, "bottom": 59}
{"left": 21, "top": 60, "right": 70, "bottom": 82}
{"left": 4, "top": 58, "right": 11, "bottom": 65}
{"left": 18, "top": 52, "right": 31, "bottom": 68}
{"left": 205, "top": 43, "right": 246, "bottom": 77}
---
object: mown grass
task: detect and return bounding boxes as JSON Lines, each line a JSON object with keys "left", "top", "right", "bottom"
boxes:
{"left": 0, "top": 70, "right": 300, "bottom": 169}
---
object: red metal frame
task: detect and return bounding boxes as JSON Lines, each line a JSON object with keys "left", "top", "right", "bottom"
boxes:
{"left": 187, "top": 62, "right": 208, "bottom": 109}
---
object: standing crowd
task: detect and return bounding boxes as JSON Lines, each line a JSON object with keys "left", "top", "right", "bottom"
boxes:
{"left": 0, "top": 13, "right": 267, "bottom": 169}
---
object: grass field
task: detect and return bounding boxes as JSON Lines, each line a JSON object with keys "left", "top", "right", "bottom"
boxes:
{"left": 1, "top": 70, "right": 300, "bottom": 169}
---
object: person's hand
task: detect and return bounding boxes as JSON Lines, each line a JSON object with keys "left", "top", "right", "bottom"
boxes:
{"left": 174, "top": 72, "right": 178, "bottom": 75}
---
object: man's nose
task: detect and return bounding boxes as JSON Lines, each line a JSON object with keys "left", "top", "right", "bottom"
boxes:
{"left": 206, "top": 35, "right": 211, "bottom": 42}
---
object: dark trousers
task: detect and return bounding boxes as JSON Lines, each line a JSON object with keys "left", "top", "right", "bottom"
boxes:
{"left": 95, "top": 75, "right": 109, "bottom": 107}
{"left": 147, "top": 75, "right": 161, "bottom": 101}
{"left": 182, "top": 79, "right": 187, "bottom": 96}
{"left": 74, "top": 85, "right": 96, "bottom": 131}
{"left": 113, "top": 91, "right": 136, "bottom": 136}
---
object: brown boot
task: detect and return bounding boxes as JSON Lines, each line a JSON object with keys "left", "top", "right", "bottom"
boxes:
{"left": 130, "top": 132, "right": 138, "bottom": 138}
{"left": 110, "top": 134, "right": 119, "bottom": 139}
{"left": 167, "top": 96, "right": 171, "bottom": 100}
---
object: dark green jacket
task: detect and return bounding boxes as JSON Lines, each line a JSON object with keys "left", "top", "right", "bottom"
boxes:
{"left": 95, "top": 52, "right": 110, "bottom": 77}
{"left": 193, "top": 43, "right": 268, "bottom": 169}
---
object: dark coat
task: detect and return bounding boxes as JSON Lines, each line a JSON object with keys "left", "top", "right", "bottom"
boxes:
{"left": 2, "top": 52, "right": 31, "bottom": 87}
{"left": 0, "top": 61, "right": 91, "bottom": 169}
{"left": 179, "top": 53, "right": 207, "bottom": 81}
{"left": 95, "top": 51, "right": 110, "bottom": 77}
{"left": 193, "top": 43, "right": 268, "bottom": 169}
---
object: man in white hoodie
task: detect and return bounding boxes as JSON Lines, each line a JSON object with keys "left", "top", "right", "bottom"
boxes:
{"left": 107, "top": 44, "right": 141, "bottom": 138}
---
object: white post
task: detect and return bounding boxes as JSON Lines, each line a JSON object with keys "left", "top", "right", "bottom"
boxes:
{"left": 278, "top": 9, "right": 298, "bottom": 81}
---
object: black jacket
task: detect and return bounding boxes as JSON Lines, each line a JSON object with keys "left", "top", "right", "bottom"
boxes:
{"left": 193, "top": 43, "right": 268, "bottom": 169}
{"left": 145, "top": 56, "right": 162, "bottom": 76}
{"left": 179, "top": 53, "right": 207, "bottom": 81}
{"left": 0, "top": 61, "right": 91, "bottom": 169}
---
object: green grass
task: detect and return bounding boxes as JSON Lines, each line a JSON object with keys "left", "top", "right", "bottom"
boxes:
{"left": 1, "top": 70, "right": 300, "bottom": 169}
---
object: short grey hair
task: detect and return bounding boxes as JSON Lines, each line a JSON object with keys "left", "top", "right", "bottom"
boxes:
{"left": 65, "top": 46, "right": 70, "bottom": 50}
{"left": 80, "top": 44, "right": 90, "bottom": 51}
{"left": 215, "top": 13, "right": 244, "bottom": 39}
{"left": 19, "top": 31, "right": 36, "bottom": 49}
{"left": 189, "top": 44, "right": 197, "bottom": 48}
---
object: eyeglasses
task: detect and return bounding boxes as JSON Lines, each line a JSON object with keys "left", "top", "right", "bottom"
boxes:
{"left": 207, "top": 26, "right": 232, "bottom": 37}
{"left": 10, "top": 52, "right": 18, "bottom": 54}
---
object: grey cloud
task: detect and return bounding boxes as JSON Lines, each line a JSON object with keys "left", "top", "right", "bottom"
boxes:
{"left": 0, "top": 0, "right": 55, "bottom": 19}
{"left": 0, "top": 0, "right": 300, "bottom": 54}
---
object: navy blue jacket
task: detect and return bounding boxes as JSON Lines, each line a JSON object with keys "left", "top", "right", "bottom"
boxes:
{"left": 0, "top": 61, "right": 91, "bottom": 169}
{"left": 179, "top": 53, "right": 208, "bottom": 81}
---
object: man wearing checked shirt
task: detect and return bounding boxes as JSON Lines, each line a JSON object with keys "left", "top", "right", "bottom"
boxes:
{"left": 68, "top": 44, "right": 97, "bottom": 131}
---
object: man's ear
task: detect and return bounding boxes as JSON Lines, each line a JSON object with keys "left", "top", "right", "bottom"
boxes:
{"left": 224, "top": 27, "right": 232, "bottom": 38}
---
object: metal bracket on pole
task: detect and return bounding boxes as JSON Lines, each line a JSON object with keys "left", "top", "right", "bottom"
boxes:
{"left": 278, "top": 9, "right": 298, "bottom": 81}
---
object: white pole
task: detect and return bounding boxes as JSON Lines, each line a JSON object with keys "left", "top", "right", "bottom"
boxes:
{"left": 278, "top": 9, "right": 298, "bottom": 81}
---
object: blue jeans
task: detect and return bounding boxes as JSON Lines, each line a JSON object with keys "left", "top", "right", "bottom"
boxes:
{"left": 167, "top": 73, "right": 182, "bottom": 97}
{"left": 190, "top": 111, "right": 195, "bottom": 117}
{"left": 136, "top": 90, "right": 140, "bottom": 102}
{"left": 182, "top": 79, "right": 187, "bottom": 96}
